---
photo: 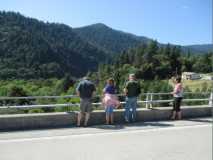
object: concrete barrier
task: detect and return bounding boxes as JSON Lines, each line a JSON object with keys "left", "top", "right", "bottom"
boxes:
{"left": 0, "top": 105, "right": 212, "bottom": 131}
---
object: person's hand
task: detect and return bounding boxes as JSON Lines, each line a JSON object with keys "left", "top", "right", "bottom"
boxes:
{"left": 123, "top": 88, "right": 128, "bottom": 95}
{"left": 116, "top": 103, "right": 121, "bottom": 109}
{"left": 92, "top": 91, "right": 96, "bottom": 97}
{"left": 76, "top": 91, "right": 80, "bottom": 96}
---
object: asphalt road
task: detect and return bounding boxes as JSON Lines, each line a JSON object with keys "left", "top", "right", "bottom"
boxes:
{"left": 0, "top": 117, "right": 212, "bottom": 160}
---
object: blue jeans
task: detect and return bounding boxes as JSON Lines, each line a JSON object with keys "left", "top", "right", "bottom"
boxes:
{"left": 124, "top": 97, "right": 137, "bottom": 122}
{"left": 105, "top": 106, "right": 114, "bottom": 116}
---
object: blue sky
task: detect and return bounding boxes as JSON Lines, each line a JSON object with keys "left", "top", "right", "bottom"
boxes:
{"left": 0, "top": 0, "right": 212, "bottom": 45}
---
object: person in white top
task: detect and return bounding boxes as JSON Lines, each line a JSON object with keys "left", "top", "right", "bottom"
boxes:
{"left": 171, "top": 76, "right": 183, "bottom": 120}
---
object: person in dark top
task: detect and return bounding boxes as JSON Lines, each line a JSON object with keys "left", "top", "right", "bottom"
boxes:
{"left": 76, "top": 77, "right": 96, "bottom": 127}
{"left": 123, "top": 74, "right": 141, "bottom": 122}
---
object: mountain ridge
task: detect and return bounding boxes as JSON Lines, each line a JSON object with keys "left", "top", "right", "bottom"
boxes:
{"left": 74, "top": 23, "right": 213, "bottom": 54}
{"left": 0, "top": 11, "right": 212, "bottom": 79}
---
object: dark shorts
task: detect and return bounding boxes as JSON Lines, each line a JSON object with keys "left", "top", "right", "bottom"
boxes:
{"left": 105, "top": 106, "right": 114, "bottom": 115}
{"left": 173, "top": 97, "right": 182, "bottom": 112}
{"left": 80, "top": 98, "right": 93, "bottom": 113}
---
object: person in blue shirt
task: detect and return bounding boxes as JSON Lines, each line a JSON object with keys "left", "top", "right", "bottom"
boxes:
{"left": 102, "top": 78, "right": 120, "bottom": 124}
{"left": 103, "top": 78, "right": 116, "bottom": 94}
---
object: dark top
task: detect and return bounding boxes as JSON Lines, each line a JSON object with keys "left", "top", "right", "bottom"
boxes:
{"left": 76, "top": 80, "right": 96, "bottom": 99}
{"left": 104, "top": 84, "right": 116, "bottom": 94}
{"left": 125, "top": 80, "right": 141, "bottom": 97}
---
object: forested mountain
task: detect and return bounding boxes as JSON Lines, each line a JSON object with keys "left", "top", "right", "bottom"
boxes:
{"left": 0, "top": 11, "right": 212, "bottom": 80}
{"left": 184, "top": 44, "right": 213, "bottom": 54}
{"left": 74, "top": 23, "right": 152, "bottom": 54}
{"left": 0, "top": 11, "right": 108, "bottom": 79}
{"left": 74, "top": 23, "right": 213, "bottom": 55}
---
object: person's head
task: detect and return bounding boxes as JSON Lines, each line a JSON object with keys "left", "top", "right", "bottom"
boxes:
{"left": 175, "top": 76, "right": 182, "bottom": 83}
{"left": 107, "top": 78, "right": 114, "bottom": 86}
{"left": 129, "top": 74, "right": 135, "bottom": 81}
{"left": 82, "top": 76, "right": 90, "bottom": 81}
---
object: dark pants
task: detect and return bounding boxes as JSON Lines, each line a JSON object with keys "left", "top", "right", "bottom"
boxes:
{"left": 173, "top": 97, "right": 182, "bottom": 112}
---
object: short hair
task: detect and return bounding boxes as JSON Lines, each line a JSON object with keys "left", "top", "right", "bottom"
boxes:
{"left": 129, "top": 74, "right": 135, "bottom": 79}
{"left": 83, "top": 76, "right": 89, "bottom": 80}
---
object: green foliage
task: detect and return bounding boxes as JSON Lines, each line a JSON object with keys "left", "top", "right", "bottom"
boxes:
{"left": 0, "top": 12, "right": 212, "bottom": 80}
{"left": 6, "top": 85, "right": 31, "bottom": 105}
{"left": 28, "top": 108, "right": 45, "bottom": 113}
{"left": 0, "top": 12, "right": 212, "bottom": 113}
{"left": 54, "top": 74, "right": 75, "bottom": 95}
{"left": 111, "top": 41, "right": 213, "bottom": 80}
{"left": 0, "top": 11, "right": 108, "bottom": 79}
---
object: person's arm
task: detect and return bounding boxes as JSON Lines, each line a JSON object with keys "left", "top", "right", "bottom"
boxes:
{"left": 92, "top": 91, "right": 96, "bottom": 97}
{"left": 115, "top": 98, "right": 120, "bottom": 108}
{"left": 137, "top": 82, "right": 141, "bottom": 95}
{"left": 92, "top": 84, "right": 96, "bottom": 97}
{"left": 171, "top": 87, "right": 176, "bottom": 95}
{"left": 123, "top": 82, "right": 128, "bottom": 95}
{"left": 102, "top": 86, "right": 106, "bottom": 95}
{"left": 76, "top": 91, "right": 80, "bottom": 96}
{"left": 76, "top": 83, "right": 81, "bottom": 96}
{"left": 123, "top": 88, "right": 127, "bottom": 95}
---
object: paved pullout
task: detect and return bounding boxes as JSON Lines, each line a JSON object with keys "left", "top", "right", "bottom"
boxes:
{"left": 0, "top": 117, "right": 212, "bottom": 160}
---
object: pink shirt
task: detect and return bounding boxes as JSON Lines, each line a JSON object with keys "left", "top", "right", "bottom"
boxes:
{"left": 102, "top": 94, "right": 120, "bottom": 108}
{"left": 173, "top": 83, "right": 183, "bottom": 97}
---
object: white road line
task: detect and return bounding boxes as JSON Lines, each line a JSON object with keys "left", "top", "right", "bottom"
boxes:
{"left": 0, "top": 124, "right": 211, "bottom": 143}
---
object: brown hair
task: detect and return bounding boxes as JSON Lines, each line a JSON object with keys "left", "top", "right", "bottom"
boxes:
{"left": 175, "top": 76, "right": 182, "bottom": 83}
{"left": 107, "top": 78, "right": 114, "bottom": 85}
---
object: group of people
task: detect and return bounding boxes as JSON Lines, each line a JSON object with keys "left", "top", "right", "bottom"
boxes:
{"left": 76, "top": 74, "right": 183, "bottom": 127}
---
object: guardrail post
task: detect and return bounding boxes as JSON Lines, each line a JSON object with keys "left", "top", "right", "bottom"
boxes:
{"left": 149, "top": 93, "right": 153, "bottom": 109}
{"left": 145, "top": 93, "right": 149, "bottom": 109}
{"left": 209, "top": 92, "right": 213, "bottom": 107}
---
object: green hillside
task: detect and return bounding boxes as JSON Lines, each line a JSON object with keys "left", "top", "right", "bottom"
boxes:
{"left": 74, "top": 23, "right": 213, "bottom": 55}
{"left": 74, "top": 23, "right": 151, "bottom": 54}
{"left": 0, "top": 11, "right": 108, "bottom": 79}
{"left": 0, "top": 11, "right": 212, "bottom": 80}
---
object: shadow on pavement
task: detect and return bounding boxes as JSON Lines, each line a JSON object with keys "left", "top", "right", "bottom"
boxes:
{"left": 185, "top": 118, "right": 212, "bottom": 123}
{"left": 91, "top": 124, "right": 125, "bottom": 130}
{"left": 92, "top": 121, "right": 174, "bottom": 130}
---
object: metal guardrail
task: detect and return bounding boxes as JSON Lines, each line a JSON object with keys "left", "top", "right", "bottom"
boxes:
{"left": 0, "top": 92, "right": 210, "bottom": 100}
{"left": 0, "top": 92, "right": 212, "bottom": 110}
{"left": 144, "top": 92, "right": 212, "bottom": 109}
{"left": 0, "top": 95, "right": 78, "bottom": 100}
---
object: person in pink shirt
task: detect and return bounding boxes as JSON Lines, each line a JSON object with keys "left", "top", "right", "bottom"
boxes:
{"left": 171, "top": 76, "right": 183, "bottom": 120}
{"left": 102, "top": 78, "right": 120, "bottom": 124}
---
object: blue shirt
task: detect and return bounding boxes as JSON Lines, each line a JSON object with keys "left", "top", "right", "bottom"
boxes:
{"left": 104, "top": 84, "right": 115, "bottom": 94}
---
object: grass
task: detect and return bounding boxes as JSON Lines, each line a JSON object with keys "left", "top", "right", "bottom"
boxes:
{"left": 182, "top": 80, "right": 213, "bottom": 92}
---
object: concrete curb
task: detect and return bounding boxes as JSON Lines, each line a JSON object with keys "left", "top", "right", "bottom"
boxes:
{"left": 0, "top": 105, "right": 212, "bottom": 131}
